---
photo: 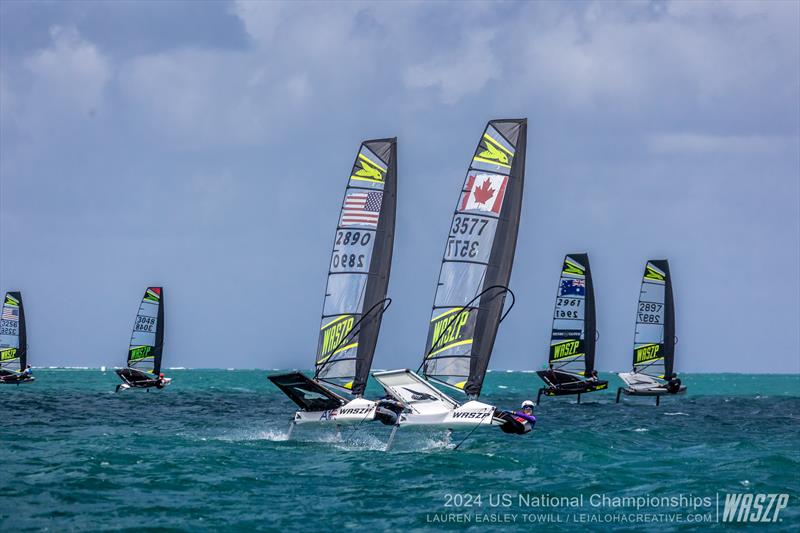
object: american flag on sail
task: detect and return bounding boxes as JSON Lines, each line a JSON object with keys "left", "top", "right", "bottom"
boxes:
{"left": 340, "top": 191, "right": 383, "bottom": 228}
{"left": 2, "top": 307, "right": 19, "bottom": 322}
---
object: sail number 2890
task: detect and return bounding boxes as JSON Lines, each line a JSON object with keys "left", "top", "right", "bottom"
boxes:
{"left": 336, "top": 231, "right": 371, "bottom": 246}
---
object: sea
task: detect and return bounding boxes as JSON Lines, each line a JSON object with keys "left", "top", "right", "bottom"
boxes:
{"left": 1, "top": 370, "right": 798, "bottom": 532}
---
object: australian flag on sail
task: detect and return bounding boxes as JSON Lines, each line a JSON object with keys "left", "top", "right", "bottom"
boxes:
{"left": 560, "top": 279, "right": 585, "bottom": 296}
{"left": 1, "top": 307, "right": 19, "bottom": 322}
{"left": 340, "top": 191, "right": 383, "bottom": 228}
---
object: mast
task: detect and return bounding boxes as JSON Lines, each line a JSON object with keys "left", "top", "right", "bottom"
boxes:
{"left": 423, "top": 119, "right": 527, "bottom": 397}
{"left": 548, "top": 254, "right": 595, "bottom": 377}
{"left": 0, "top": 292, "right": 26, "bottom": 372}
{"left": 632, "top": 260, "right": 674, "bottom": 379}
{"left": 127, "top": 287, "right": 164, "bottom": 375}
{"left": 315, "top": 138, "right": 397, "bottom": 396}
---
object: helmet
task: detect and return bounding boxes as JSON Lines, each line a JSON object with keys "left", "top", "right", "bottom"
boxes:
{"left": 521, "top": 400, "right": 535, "bottom": 409}
{"left": 159, "top": 373, "right": 165, "bottom": 378}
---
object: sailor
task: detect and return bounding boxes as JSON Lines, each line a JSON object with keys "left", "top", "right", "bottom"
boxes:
{"left": 156, "top": 373, "right": 166, "bottom": 389}
{"left": 22, "top": 364, "right": 32, "bottom": 378}
{"left": 666, "top": 373, "right": 682, "bottom": 394}
{"left": 588, "top": 370, "right": 599, "bottom": 381}
{"left": 515, "top": 400, "right": 537, "bottom": 425}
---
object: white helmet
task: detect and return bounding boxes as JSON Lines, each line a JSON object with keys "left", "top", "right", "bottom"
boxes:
{"left": 521, "top": 400, "right": 535, "bottom": 409}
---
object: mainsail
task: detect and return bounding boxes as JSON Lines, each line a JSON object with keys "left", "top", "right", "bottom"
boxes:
{"left": 314, "top": 138, "right": 397, "bottom": 396}
{"left": 127, "top": 287, "right": 164, "bottom": 375}
{"left": 0, "top": 292, "right": 26, "bottom": 373}
{"left": 422, "top": 119, "right": 527, "bottom": 396}
{"left": 548, "top": 254, "right": 596, "bottom": 377}
{"left": 632, "top": 260, "right": 675, "bottom": 380}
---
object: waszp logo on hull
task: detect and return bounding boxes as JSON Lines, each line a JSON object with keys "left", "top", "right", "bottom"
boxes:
{"left": 451, "top": 410, "right": 491, "bottom": 420}
{"left": 338, "top": 407, "right": 374, "bottom": 415}
{"left": 722, "top": 493, "right": 789, "bottom": 523}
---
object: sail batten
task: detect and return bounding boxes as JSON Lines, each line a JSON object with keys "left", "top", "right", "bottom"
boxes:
{"left": 315, "top": 138, "right": 397, "bottom": 396}
{"left": 632, "top": 260, "right": 675, "bottom": 380}
{"left": 0, "top": 292, "right": 26, "bottom": 373}
{"left": 127, "top": 287, "right": 164, "bottom": 375}
{"left": 423, "top": 119, "right": 527, "bottom": 396}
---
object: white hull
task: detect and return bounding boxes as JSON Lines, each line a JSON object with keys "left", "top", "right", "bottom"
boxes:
{"left": 396, "top": 400, "right": 503, "bottom": 427}
{"left": 618, "top": 372, "right": 684, "bottom": 394}
{"left": 117, "top": 377, "right": 172, "bottom": 392}
{"left": 292, "top": 398, "right": 380, "bottom": 425}
{"left": 372, "top": 369, "right": 502, "bottom": 428}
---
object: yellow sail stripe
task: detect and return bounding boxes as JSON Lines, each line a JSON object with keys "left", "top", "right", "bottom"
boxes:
{"left": 333, "top": 342, "right": 358, "bottom": 355}
{"left": 472, "top": 156, "right": 511, "bottom": 168}
{"left": 431, "top": 307, "right": 463, "bottom": 322}
{"left": 551, "top": 339, "right": 579, "bottom": 346}
{"left": 320, "top": 315, "right": 351, "bottom": 330}
{"left": 551, "top": 353, "right": 585, "bottom": 361}
{"left": 563, "top": 258, "right": 584, "bottom": 275}
{"left": 358, "top": 153, "right": 387, "bottom": 173}
{"left": 454, "top": 380, "right": 467, "bottom": 390}
{"left": 350, "top": 176, "right": 384, "bottom": 183}
{"left": 428, "top": 339, "right": 472, "bottom": 358}
{"left": 483, "top": 133, "right": 513, "bottom": 155}
{"left": 316, "top": 342, "right": 358, "bottom": 365}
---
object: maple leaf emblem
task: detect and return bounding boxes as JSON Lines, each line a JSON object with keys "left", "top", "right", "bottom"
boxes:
{"left": 473, "top": 178, "right": 495, "bottom": 205}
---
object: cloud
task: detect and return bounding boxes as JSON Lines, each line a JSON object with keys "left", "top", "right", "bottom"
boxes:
{"left": 647, "top": 133, "right": 796, "bottom": 155}
{"left": 403, "top": 29, "right": 500, "bottom": 105}
{"left": 510, "top": 0, "right": 799, "bottom": 117}
{"left": 117, "top": 48, "right": 311, "bottom": 147}
{"left": 24, "top": 26, "right": 111, "bottom": 116}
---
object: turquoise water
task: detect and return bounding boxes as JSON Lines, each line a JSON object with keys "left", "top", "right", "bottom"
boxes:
{"left": 1, "top": 370, "right": 798, "bottom": 531}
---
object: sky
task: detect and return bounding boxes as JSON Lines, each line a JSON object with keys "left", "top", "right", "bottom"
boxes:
{"left": 1, "top": 0, "right": 798, "bottom": 373}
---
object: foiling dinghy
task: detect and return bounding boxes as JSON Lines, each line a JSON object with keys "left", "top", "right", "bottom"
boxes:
{"left": 373, "top": 119, "right": 530, "bottom": 449}
{"left": 616, "top": 260, "right": 685, "bottom": 405}
{"left": 269, "top": 138, "right": 400, "bottom": 436}
{"left": 536, "top": 254, "right": 607, "bottom": 403}
{"left": 0, "top": 292, "right": 34, "bottom": 384}
{"left": 115, "top": 287, "right": 171, "bottom": 392}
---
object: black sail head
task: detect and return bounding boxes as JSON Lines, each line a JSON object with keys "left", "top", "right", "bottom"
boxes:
{"left": 423, "top": 119, "right": 527, "bottom": 397}
{"left": 127, "top": 287, "right": 164, "bottom": 375}
{"left": 0, "top": 291, "right": 26, "bottom": 372}
{"left": 583, "top": 256, "right": 597, "bottom": 375}
{"left": 548, "top": 254, "right": 595, "bottom": 377}
{"left": 633, "top": 260, "right": 673, "bottom": 379}
{"left": 315, "top": 138, "right": 397, "bottom": 396}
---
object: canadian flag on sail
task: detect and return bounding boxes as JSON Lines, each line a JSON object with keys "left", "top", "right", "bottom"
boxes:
{"left": 459, "top": 173, "right": 508, "bottom": 214}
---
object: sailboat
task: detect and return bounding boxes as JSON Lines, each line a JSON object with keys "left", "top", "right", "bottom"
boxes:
{"left": 616, "top": 260, "right": 686, "bottom": 405}
{"left": 373, "top": 119, "right": 529, "bottom": 444}
{"left": 0, "top": 291, "right": 33, "bottom": 384}
{"left": 115, "top": 287, "right": 170, "bottom": 391}
{"left": 536, "top": 254, "right": 608, "bottom": 403}
{"left": 269, "top": 138, "right": 399, "bottom": 430}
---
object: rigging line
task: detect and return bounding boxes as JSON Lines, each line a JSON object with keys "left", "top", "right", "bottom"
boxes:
{"left": 343, "top": 407, "right": 378, "bottom": 444}
{"left": 417, "top": 285, "right": 515, "bottom": 374}
{"left": 453, "top": 418, "right": 485, "bottom": 451}
{"left": 315, "top": 298, "right": 392, "bottom": 379}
